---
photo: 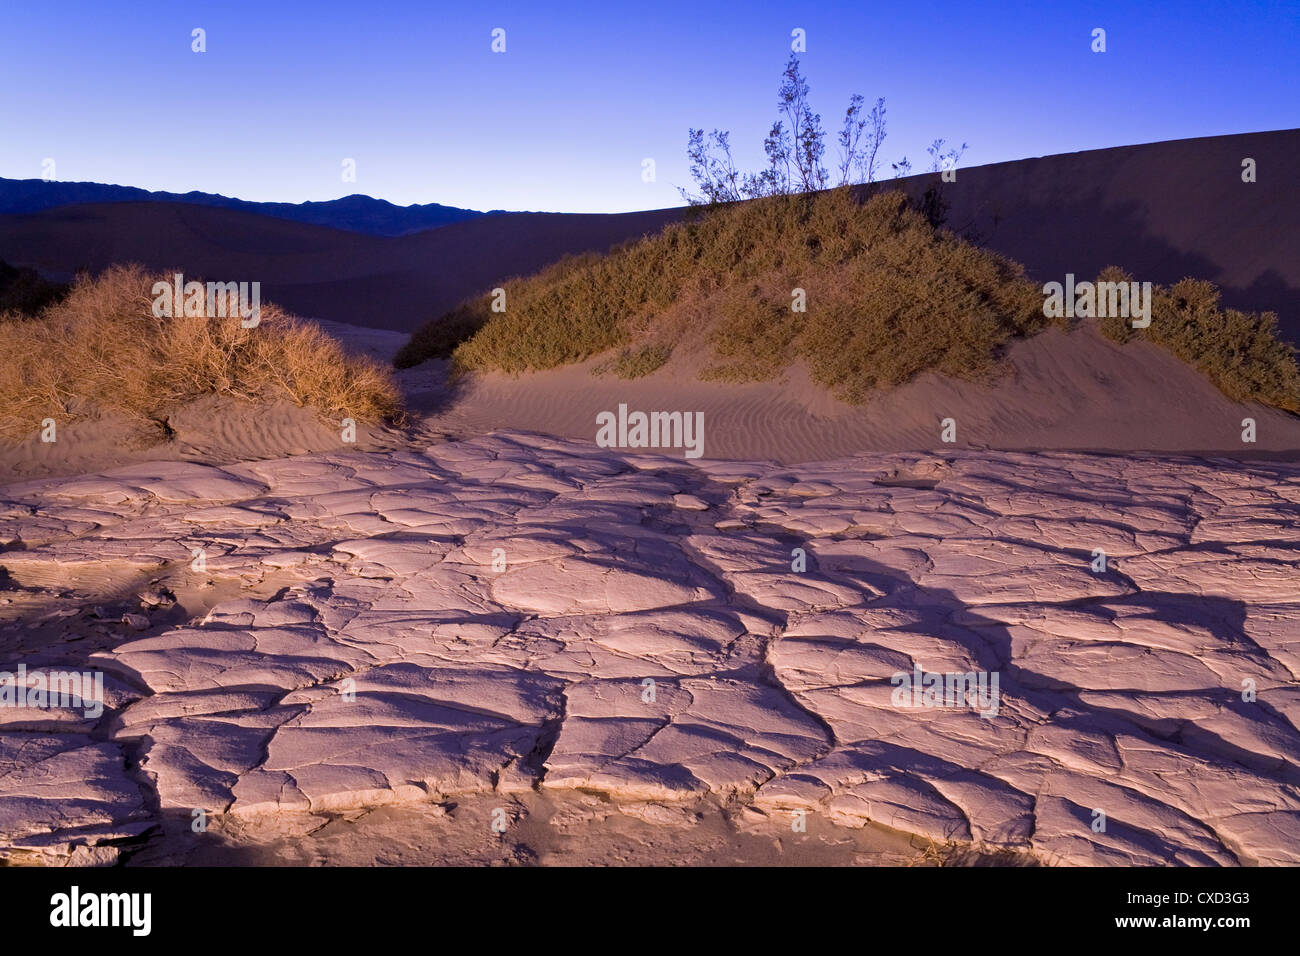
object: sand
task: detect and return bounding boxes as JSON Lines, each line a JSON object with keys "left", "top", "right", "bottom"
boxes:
{"left": 0, "top": 395, "right": 417, "bottom": 485}
{"left": 414, "top": 324, "right": 1300, "bottom": 462}
{"left": 0, "top": 201, "right": 683, "bottom": 334}
{"left": 6, "top": 316, "right": 1294, "bottom": 487}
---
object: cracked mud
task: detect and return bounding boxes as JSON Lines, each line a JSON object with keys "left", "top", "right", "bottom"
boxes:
{"left": 1, "top": 432, "right": 1298, "bottom": 865}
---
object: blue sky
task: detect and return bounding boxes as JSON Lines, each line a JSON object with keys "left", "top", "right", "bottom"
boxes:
{"left": 2, "top": 0, "right": 1296, "bottom": 213}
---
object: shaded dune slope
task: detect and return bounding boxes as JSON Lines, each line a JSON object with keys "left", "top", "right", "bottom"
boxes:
{"left": 0, "top": 130, "right": 1295, "bottom": 340}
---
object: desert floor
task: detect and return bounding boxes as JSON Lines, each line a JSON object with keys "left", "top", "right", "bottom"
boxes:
{"left": 1, "top": 322, "right": 1298, "bottom": 867}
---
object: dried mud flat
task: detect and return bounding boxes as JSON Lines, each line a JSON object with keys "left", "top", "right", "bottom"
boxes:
{"left": 1, "top": 432, "right": 1298, "bottom": 866}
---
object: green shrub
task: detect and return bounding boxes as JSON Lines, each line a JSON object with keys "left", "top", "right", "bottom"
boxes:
{"left": 406, "top": 189, "right": 1046, "bottom": 389}
{"left": 394, "top": 302, "right": 487, "bottom": 368}
{"left": 1094, "top": 267, "right": 1300, "bottom": 413}
{"left": 702, "top": 284, "right": 799, "bottom": 383}
{"left": 599, "top": 343, "right": 674, "bottom": 379}
{"left": 399, "top": 188, "right": 1299, "bottom": 414}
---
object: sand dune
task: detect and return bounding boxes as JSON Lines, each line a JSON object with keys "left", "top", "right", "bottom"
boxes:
{"left": 1, "top": 129, "right": 1295, "bottom": 340}
{"left": 907, "top": 128, "right": 1300, "bottom": 330}
{"left": 5, "top": 316, "right": 1293, "bottom": 484}
{"left": 388, "top": 322, "right": 1300, "bottom": 462}
{"left": 0, "top": 201, "right": 682, "bottom": 333}
{"left": 0, "top": 394, "right": 414, "bottom": 484}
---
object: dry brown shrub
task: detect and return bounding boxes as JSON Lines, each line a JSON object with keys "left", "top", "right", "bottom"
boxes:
{"left": 0, "top": 264, "right": 401, "bottom": 441}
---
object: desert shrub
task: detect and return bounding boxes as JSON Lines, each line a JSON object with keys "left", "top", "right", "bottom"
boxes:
{"left": 1094, "top": 267, "right": 1300, "bottom": 413}
{"left": 797, "top": 207, "right": 1046, "bottom": 401}
{"left": 600, "top": 343, "right": 673, "bottom": 379}
{"left": 1093, "top": 265, "right": 1138, "bottom": 343}
{"left": 394, "top": 302, "right": 488, "bottom": 368}
{"left": 703, "top": 284, "right": 800, "bottom": 383}
{"left": 402, "top": 186, "right": 1298, "bottom": 413}
{"left": 409, "top": 188, "right": 1046, "bottom": 402}
{"left": 679, "top": 56, "right": 959, "bottom": 204}
{"left": 449, "top": 252, "right": 635, "bottom": 373}
{"left": 0, "top": 264, "right": 401, "bottom": 441}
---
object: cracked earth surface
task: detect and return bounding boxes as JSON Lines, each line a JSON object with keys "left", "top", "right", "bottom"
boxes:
{"left": 1, "top": 431, "right": 1298, "bottom": 865}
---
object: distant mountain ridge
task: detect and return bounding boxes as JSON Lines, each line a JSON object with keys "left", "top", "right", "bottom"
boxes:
{"left": 0, "top": 178, "right": 494, "bottom": 237}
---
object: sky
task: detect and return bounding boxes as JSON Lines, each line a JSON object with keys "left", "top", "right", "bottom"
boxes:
{"left": 1, "top": 0, "right": 1296, "bottom": 213}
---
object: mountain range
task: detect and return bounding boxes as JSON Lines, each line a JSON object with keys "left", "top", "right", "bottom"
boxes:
{"left": 0, "top": 178, "right": 492, "bottom": 237}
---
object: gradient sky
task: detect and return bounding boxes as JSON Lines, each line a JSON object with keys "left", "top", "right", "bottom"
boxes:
{"left": 2, "top": 0, "right": 1296, "bottom": 213}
